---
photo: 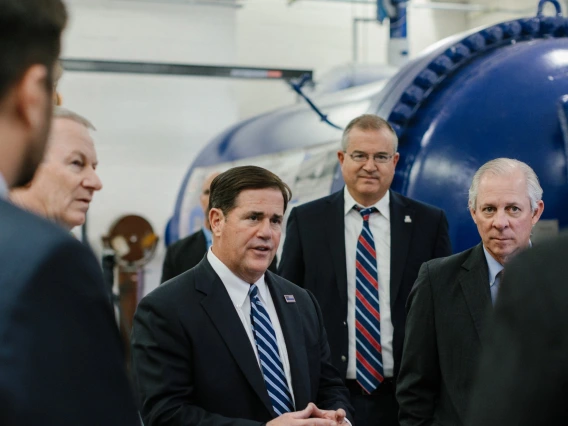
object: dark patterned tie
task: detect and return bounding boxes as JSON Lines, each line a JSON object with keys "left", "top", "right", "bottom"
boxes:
{"left": 354, "top": 206, "right": 384, "bottom": 393}
{"left": 249, "top": 284, "right": 294, "bottom": 415}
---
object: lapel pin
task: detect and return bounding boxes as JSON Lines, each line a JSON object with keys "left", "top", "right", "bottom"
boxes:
{"left": 404, "top": 215, "right": 412, "bottom": 223}
{"left": 284, "top": 294, "right": 296, "bottom": 303}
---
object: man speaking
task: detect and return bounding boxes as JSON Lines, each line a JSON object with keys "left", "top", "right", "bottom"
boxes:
{"left": 132, "top": 165, "right": 354, "bottom": 426}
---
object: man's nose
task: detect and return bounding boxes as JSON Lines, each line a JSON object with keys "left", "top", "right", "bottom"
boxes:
{"left": 362, "top": 156, "right": 377, "bottom": 171}
{"left": 84, "top": 168, "right": 103, "bottom": 191}
{"left": 492, "top": 209, "right": 509, "bottom": 230}
{"left": 257, "top": 219, "right": 272, "bottom": 238}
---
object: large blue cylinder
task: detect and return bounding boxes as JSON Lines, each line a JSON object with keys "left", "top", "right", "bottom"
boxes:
{"left": 170, "top": 3, "right": 568, "bottom": 253}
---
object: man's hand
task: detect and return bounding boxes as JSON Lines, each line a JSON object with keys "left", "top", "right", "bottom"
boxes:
{"left": 309, "top": 405, "right": 347, "bottom": 424}
{"left": 267, "top": 403, "right": 343, "bottom": 426}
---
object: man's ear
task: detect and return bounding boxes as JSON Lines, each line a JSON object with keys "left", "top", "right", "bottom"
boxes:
{"left": 209, "top": 208, "right": 224, "bottom": 236}
{"left": 470, "top": 208, "right": 477, "bottom": 225}
{"left": 337, "top": 150, "right": 345, "bottom": 166}
{"left": 16, "top": 64, "right": 50, "bottom": 130}
{"left": 531, "top": 200, "right": 545, "bottom": 225}
{"left": 392, "top": 152, "right": 400, "bottom": 167}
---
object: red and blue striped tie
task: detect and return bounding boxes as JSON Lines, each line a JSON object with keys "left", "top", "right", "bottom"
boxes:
{"left": 354, "top": 206, "right": 384, "bottom": 393}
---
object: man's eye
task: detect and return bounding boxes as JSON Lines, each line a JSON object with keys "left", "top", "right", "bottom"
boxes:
{"left": 510, "top": 206, "right": 520, "bottom": 212}
{"left": 250, "top": 215, "right": 259, "bottom": 221}
{"left": 71, "top": 160, "right": 83, "bottom": 167}
{"left": 375, "top": 155, "right": 389, "bottom": 161}
{"left": 353, "top": 154, "right": 367, "bottom": 161}
{"left": 271, "top": 218, "right": 282, "bottom": 225}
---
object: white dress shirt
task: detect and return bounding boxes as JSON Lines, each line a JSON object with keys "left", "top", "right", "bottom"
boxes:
{"left": 483, "top": 246, "right": 504, "bottom": 305}
{"left": 344, "top": 187, "right": 394, "bottom": 379}
{"left": 0, "top": 173, "right": 7, "bottom": 200}
{"left": 207, "top": 249, "right": 295, "bottom": 404}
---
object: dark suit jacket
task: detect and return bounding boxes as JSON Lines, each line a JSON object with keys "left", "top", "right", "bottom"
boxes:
{"left": 397, "top": 243, "right": 492, "bottom": 426}
{"left": 132, "top": 257, "right": 354, "bottom": 426}
{"left": 0, "top": 199, "right": 139, "bottom": 426}
{"left": 467, "top": 232, "right": 568, "bottom": 426}
{"left": 278, "top": 189, "right": 452, "bottom": 379}
{"left": 162, "top": 229, "right": 277, "bottom": 283}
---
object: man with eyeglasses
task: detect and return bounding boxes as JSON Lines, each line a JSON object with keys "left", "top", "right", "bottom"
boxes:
{"left": 279, "top": 114, "right": 452, "bottom": 426}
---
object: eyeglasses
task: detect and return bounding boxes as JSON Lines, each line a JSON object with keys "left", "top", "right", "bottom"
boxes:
{"left": 346, "top": 152, "right": 396, "bottom": 164}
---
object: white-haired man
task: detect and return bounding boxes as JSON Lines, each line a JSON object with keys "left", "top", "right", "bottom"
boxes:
{"left": 397, "top": 158, "right": 545, "bottom": 426}
{"left": 11, "top": 106, "right": 102, "bottom": 230}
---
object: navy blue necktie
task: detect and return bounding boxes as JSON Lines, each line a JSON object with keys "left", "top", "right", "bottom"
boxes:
{"left": 354, "top": 206, "right": 384, "bottom": 393}
{"left": 249, "top": 284, "right": 294, "bottom": 415}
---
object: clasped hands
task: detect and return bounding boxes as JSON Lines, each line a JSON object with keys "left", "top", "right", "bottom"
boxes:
{"left": 267, "top": 402, "right": 348, "bottom": 426}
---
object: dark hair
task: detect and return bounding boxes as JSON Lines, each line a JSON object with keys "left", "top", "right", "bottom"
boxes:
{"left": 209, "top": 166, "right": 292, "bottom": 215}
{"left": 341, "top": 114, "right": 398, "bottom": 152}
{"left": 0, "top": 0, "right": 67, "bottom": 100}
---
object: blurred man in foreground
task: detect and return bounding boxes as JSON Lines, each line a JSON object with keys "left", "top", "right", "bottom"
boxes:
{"left": 467, "top": 231, "right": 568, "bottom": 426}
{"left": 11, "top": 106, "right": 103, "bottom": 229}
{"left": 132, "top": 165, "right": 353, "bottom": 426}
{"left": 397, "top": 158, "right": 544, "bottom": 426}
{"left": 279, "top": 114, "right": 451, "bottom": 426}
{"left": 0, "top": 1, "right": 138, "bottom": 424}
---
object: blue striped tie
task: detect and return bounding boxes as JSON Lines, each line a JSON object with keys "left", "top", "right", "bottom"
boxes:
{"left": 354, "top": 206, "right": 384, "bottom": 394}
{"left": 249, "top": 284, "right": 295, "bottom": 415}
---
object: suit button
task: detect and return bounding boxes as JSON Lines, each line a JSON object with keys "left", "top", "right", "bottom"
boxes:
{"left": 341, "top": 355, "right": 347, "bottom": 362}
{"left": 343, "top": 321, "right": 347, "bottom": 326}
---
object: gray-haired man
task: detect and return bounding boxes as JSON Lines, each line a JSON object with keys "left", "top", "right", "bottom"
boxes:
{"left": 397, "top": 158, "right": 545, "bottom": 426}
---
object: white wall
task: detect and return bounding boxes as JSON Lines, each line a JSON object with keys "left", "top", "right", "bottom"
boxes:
{"left": 234, "top": 0, "right": 387, "bottom": 118}
{"left": 60, "top": 0, "right": 239, "bottom": 291}
{"left": 234, "top": 0, "right": 468, "bottom": 119}
{"left": 60, "top": 0, "right": 473, "bottom": 295}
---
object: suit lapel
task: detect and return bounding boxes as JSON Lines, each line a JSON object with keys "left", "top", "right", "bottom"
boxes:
{"left": 195, "top": 259, "right": 274, "bottom": 416}
{"left": 326, "top": 191, "right": 348, "bottom": 309}
{"left": 266, "top": 273, "right": 310, "bottom": 410}
{"left": 458, "top": 244, "right": 492, "bottom": 341}
{"left": 389, "top": 191, "right": 414, "bottom": 306}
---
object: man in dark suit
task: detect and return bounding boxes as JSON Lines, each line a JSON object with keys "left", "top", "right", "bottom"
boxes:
{"left": 161, "top": 172, "right": 218, "bottom": 282}
{"left": 132, "top": 165, "right": 354, "bottom": 426}
{"left": 0, "top": 1, "right": 139, "bottom": 425}
{"left": 397, "top": 158, "right": 545, "bottom": 426}
{"left": 466, "top": 231, "right": 568, "bottom": 426}
{"left": 162, "top": 171, "right": 276, "bottom": 283}
{"left": 279, "top": 114, "right": 452, "bottom": 426}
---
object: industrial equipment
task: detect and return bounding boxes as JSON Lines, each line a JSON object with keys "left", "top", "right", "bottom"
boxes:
{"left": 170, "top": 0, "right": 568, "bottom": 253}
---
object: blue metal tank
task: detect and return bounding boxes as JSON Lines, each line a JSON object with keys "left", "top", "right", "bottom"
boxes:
{"left": 170, "top": 0, "right": 568, "bottom": 252}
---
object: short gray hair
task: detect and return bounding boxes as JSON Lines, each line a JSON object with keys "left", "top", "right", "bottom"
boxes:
{"left": 468, "top": 158, "right": 543, "bottom": 212}
{"left": 53, "top": 106, "right": 96, "bottom": 131}
{"left": 341, "top": 114, "right": 398, "bottom": 152}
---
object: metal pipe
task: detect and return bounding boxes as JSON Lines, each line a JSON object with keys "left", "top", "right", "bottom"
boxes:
{"left": 290, "top": 0, "right": 543, "bottom": 14}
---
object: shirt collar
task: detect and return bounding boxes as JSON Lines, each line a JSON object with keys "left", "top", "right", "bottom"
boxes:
{"left": 343, "top": 186, "right": 390, "bottom": 220}
{"left": 482, "top": 245, "right": 504, "bottom": 286}
{"left": 207, "top": 248, "right": 268, "bottom": 307}
{"left": 0, "top": 173, "right": 7, "bottom": 200}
